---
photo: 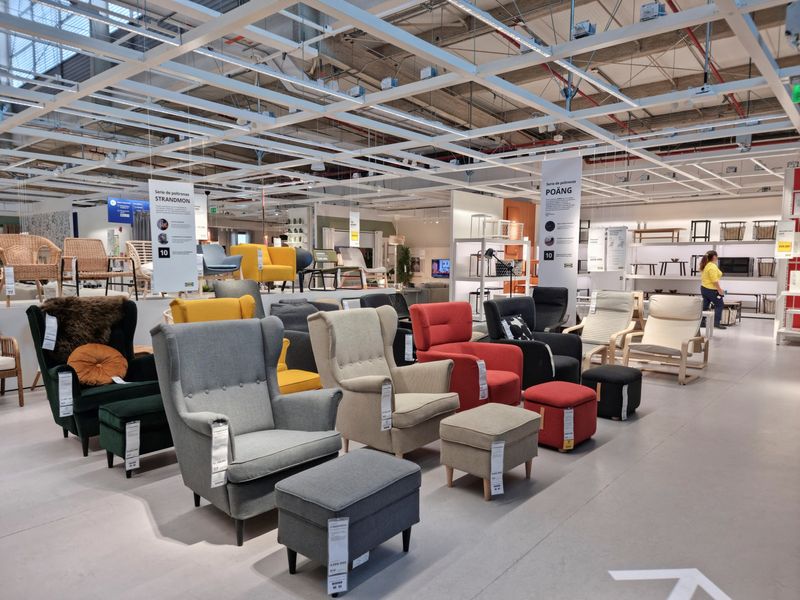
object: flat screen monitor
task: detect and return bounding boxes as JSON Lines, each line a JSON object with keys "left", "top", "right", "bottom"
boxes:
{"left": 431, "top": 258, "right": 450, "bottom": 279}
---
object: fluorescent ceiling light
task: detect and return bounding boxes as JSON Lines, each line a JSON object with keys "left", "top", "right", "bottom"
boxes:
{"left": 0, "top": 97, "right": 43, "bottom": 109}
{"left": 372, "top": 105, "right": 468, "bottom": 137}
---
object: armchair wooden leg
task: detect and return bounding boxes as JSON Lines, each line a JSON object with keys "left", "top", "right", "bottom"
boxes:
{"left": 483, "top": 479, "right": 492, "bottom": 501}
{"left": 287, "top": 548, "right": 297, "bottom": 574}
{"left": 395, "top": 452, "right": 403, "bottom": 459}
{"left": 235, "top": 518, "right": 244, "bottom": 547}
{"left": 445, "top": 465, "right": 454, "bottom": 487}
{"left": 343, "top": 438, "right": 349, "bottom": 453}
{"left": 81, "top": 436, "right": 89, "bottom": 457}
{"left": 525, "top": 459, "right": 532, "bottom": 480}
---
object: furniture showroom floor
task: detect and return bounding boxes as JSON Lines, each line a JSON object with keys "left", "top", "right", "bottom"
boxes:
{"left": 1, "top": 319, "right": 798, "bottom": 600}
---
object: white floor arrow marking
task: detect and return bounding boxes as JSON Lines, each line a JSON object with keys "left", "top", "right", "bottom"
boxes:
{"left": 609, "top": 568, "right": 732, "bottom": 600}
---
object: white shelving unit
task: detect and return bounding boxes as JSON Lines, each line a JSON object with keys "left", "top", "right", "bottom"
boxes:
{"left": 775, "top": 176, "right": 800, "bottom": 344}
{"left": 451, "top": 237, "right": 531, "bottom": 321}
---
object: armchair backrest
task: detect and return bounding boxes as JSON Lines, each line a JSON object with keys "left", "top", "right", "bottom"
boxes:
{"left": 361, "top": 292, "right": 410, "bottom": 320}
{"left": 63, "top": 238, "right": 108, "bottom": 272}
{"left": 581, "top": 291, "right": 635, "bottom": 344}
{"left": 0, "top": 234, "right": 61, "bottom": 265}
{"left": 409, "top": 301, "right": 472, "bottom": 350}
{"left": 126, "top": 240, "right": 152, "bottom": 271}
{"left": 531, "top": 286, "right": 568, "bottom": 331}
{"left": 151, "top": 318, "right": 283, "bottom": 436}
{"left": 641, "top": 295, "right": 702, "bottom": 350}
{"left": 308, "top": 306, "right": 396, "bottom": 386}
{"left": 214, "top": 279, "right": 265, "bottom": 318}
{"left": 269, "top": 301, "right": 318, "bottom": 332}
{"left": 484, "top": 296, "right": 536, "bottom": 340}
{"left": 170, "top": 296, "right": 255, "bottom": 323}
{"left": 338, "top": 247, "right": 367, "bottom": 268}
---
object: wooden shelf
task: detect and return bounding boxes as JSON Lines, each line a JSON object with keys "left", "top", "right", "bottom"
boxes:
{"left": 625, "top": 275, "right": 776, "bottom": 282}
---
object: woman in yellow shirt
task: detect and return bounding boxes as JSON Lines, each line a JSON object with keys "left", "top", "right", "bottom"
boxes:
{"left": 700, "top": 250, "right": 726, "bottom": 329}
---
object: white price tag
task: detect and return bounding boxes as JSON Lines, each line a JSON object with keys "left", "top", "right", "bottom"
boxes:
{"left": 501, "top": 319, "right": 513, "bottom": 339}
{"left": 210, "top": 422, "right": 229, "bottom": 488}
{"left": 71, "top": 257, "right": 78, "bottom": 286}
{"left": 111, "top": 376, "right": 128, "bottom": 385}
{"left": 589, "top": 291, "right": 598, "bottom": 314}
{"left": 125, "top": 420, "right": 140, "bottom": 471}
{"left": 352, "top": 551, "right": 369, "bottom": 569}
{"left": 621, "top": 385, "right": 629, "bottom": 421}
{"left": 196, "top": 254, "right": 204, "bottom": 278}
{"left": 4, "top": 266, "right": 15, "bottom": 296}
{"left": 327, "top": 517, "right": 349, "bottom": 595}
{"left": 404, "top": 334, "right": 414, "bottom": 361}
{"left": 477, "top": 360, "right": 488, "bottom": 400}
{"left": 42, "top": 314, "right": 58, "bottom": 351}
{"left": 490, "top": 440, "right": 504, "bottom": 496}
{"left": 257, "top": 248, "right": 264, "bottom": 270}
{"left": 380, "top": 381, "right": 392, "bottom": 431}
{"left": 58, "top": 371, "right": 73, "bottom": 417}
{"left": 563, "top": 408, "right": 575, "bottom": 450}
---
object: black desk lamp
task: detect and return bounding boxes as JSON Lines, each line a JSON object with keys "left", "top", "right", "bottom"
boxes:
{"left": 485, "top": 247, "right": 515, "bottom": 298}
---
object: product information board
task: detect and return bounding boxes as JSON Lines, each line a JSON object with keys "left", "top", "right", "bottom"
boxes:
{"left": 195, "top": 193, "right": 208, "bottom": 241}
{"left": 539, "top": 156, "right": 582, "bottom": 323}
{"left": 775, "top": 219, "right": 797, "bottom": 258}
{"left": 587, "top": 228, "right": 606, "bottom": 272}
{"left": 349, "top": 211, "right": 360, "bottom": 247}
{"left": 606, "top": 226, "right": 628, "bottom": 271}
{"left": 108, "top": 198, "right": 149, "bottom": 224}
{"left": 148, "top": 180, "right": 198, "bottom": 293}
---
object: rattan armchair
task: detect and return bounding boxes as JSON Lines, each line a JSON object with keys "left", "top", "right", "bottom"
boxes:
{"left": 0, "top": 234, "right": 62, "bottom": 299}
{"left": 62, "top": 238, "right": 138, "bottom": 299}
{"left": 126, "top": 240, "right": 152, "bottom": 296}
{"left": 0, "top": 335, "right": 23, "bottom": 407}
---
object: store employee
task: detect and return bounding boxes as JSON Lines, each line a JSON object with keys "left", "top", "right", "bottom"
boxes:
{"left": 700, "top": 250, "right": 726, "bottom": 329}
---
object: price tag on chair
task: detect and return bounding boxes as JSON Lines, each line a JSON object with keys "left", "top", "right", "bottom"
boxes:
{"left": 544, "top": 344, "right": 556, "bottom": 378}
{"left": 111, "top": 376, "right": 128, "bottom": 385}
{"left": 501, "top": 320, "right": 513, "bottom": 339}
{"left": 490, "top": 440, "right": 504, "bottom": 495}
{"left": 210, "top": 422, "right": 229, "bottom": 488}
{"left": 352, "top": 551, "right": 369, "bottom": 569}
{"left": 621, "top": 385, "right": 629, "bottom": 421}
{"left": 477, "top": 360, "right": 488, "bottom": 400}
{"left": 4, "top": 266, "right": 15, "bottom": 297}
{"left": 380, "top": 381, "right": 393, "bottom": 431}
{"left": 125, "top": 420, "right": 140, "bottom": 471}
{"left": 58, "top": 371, "right": 73, "bottom": 417}
{"left": 327, "top": 517, "right": 349, "bottom": 595}
{"left": 42, "top": 314, "right": 58, "bottom": 351}
{"left": 257, "top": 248, "right": 264, "bottom": 271}
{"left": 563, "top": 408, "right": 575, "bottom": 450}
{"left": 196, "top": 254, "right": 204, "bottom": 279}
{"left": 404, "top": 334, "right": 414, "bottom": 362}
{"left": 71, "top": 257, "right": 78, "bottom": 286}
{"left": 589, "top": 291, "right": 598, "bottom": 314}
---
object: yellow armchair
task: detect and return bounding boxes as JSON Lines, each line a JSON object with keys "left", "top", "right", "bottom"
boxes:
{"left": 277, "top": 338, "right": 322, "bottom": 394}
{"left": 230, "top": 244, "right": 296, "bottom": 291}
{"left": 170, "top": 295, "right": 256, "bottom": 323}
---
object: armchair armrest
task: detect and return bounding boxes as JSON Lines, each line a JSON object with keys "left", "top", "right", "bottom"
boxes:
{"left": 563, "top": 322, "right": 584, "bottom": 335}
{"left": 181, "top": 411, "right": 230, "bottom": 436}
{"left": 272, "top": 388, "right": 343, "bottom": 432}
{"left": 459, "top": 341, "right": 523, "bottom": 378}
{"left": 492, "top": 338, "right": 554, "bottom": 388}
{"left": 126, "top": 354, "right": 158, "bottom": 382}
{"left": 609, "top": 322, "right": 636, "bottom": 350}
{"left": 532, "top": 331, "right": 582, "bottom": 362}
{"left": 268, "top": 247, "right": 297, "bottom": 270}
{"left": 222, "top": 255, "right": 242, "bottom": 268}
{"left": 543, "top": 315, "right": 569, "bottom": 332}
{"left": 391, "top": 359, "right": 453, "bottom": 394}
{"left": 338, "top": 375, "right": 392, "bottom": 394}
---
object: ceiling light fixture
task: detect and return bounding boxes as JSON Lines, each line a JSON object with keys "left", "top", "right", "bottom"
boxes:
{"left": 0, "top": 97, "right": 43, "bottom": 109}
{"left": 311, "top": 160, "right": 325, "bottom": 172}
{"left": 372, "top": 105, "right": 468, "bottom": 137}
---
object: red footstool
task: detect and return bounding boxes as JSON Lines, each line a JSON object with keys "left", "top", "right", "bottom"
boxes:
{"left": 523, "top": 382, "right": 597, "bottom": 451}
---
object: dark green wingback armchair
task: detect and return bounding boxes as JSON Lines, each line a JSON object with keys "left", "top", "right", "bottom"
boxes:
{"left": 27, "top": 297, "right": 160, "bottom": 456}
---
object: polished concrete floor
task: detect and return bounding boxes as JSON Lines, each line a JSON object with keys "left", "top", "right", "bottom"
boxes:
{"left": 1, "top": 319, "right": 798, "bottom": 599}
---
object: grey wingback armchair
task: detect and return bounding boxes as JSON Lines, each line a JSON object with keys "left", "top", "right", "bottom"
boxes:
{"left": 151, "top": 317, "right": 342, "bottom": 546}
{"left": 308, "top": 306, "right": 459, "bottom": 459}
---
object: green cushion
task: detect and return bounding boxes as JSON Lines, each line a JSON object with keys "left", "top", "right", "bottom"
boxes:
{"left": 77, "top": 380, "right": 161, "bottom": 413}
{"left": 99, "top": 394, "right": 168, "bottom": 430}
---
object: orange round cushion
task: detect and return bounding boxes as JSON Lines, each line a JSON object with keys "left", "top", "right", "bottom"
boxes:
{"left": 67, "top": 343, "right": 128, "bottom": 386}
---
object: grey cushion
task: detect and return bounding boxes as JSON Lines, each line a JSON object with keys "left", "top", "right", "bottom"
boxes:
{"left": 227, "top": 429, "right": 341, "bottom": 483}
{"left": 275, "top": 448, "right": 421, "bottom": 527}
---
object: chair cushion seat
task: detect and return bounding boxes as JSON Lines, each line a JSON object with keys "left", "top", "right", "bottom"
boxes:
{"left": 260, "top": 265, "right": 295, "bottom": 279}
{"left": 78, "top": 380, "right": 161, "bottom": 413}
{"left": 523, "top": 381, "right": 596, "bottom": 408}
{"left": 227, "top": 429, "right": 341, "bottom": 483}
{"left": 205, "top": 265, "right": 239, "bottom": 273}
{"left": 392, "top": 392, "right": 459, "bottom": 429}
{"left": 274, "top": 448, "right": 420, "bottom": 527}
{"left": 486, "top": 369, "right": 520, "bottom": 405}
{"left": 628, "top": 342, "right": 682, "bottom": 357}
{"left": 553, "top": 355, "right": 580, "bottom": 383}
{"left": 277, "top": 369, "right": 322, "bottom": 394}
{"left": 440, "top": 403, "right": 540, "bottom": 450}
{"left": 0, "top": 356, "right": 16, "bottom": 370}
{"left": 99, "top": 394, "right": 167, "bottom": 430}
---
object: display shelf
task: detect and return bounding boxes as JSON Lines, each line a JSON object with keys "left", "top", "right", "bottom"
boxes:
{"left": 454, "top": 237, "right": 529, "bottom": 245}
{"left": 457, "top": 276, "right": 528, "bottom": 282}
{"left": 630, "top": 240, "right": 775, "bottom": 247}
{"left": 625, "top": 275, "right": 775, "bottom": 282}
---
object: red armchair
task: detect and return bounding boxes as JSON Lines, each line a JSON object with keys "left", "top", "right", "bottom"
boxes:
{"left": 410, "top": 301, "right": 523, "bottom": 411}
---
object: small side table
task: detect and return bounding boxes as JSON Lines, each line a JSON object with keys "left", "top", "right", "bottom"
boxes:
{"left": 632, "top": 263, "right": 657, "bottom": 275}
{"left": 660, "top": 261, "right": 687, "bottom": 276}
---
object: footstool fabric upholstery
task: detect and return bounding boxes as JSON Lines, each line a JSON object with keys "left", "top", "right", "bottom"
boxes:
{"left": 439, "top": 403, "right": 540, "bottom": 497}
{"left": 275, "top": 448, "right": 421, "bottom": 569}
{"left": 523, "top": 382, "right": 596, "bottom": 451}
{"left": 581, "top": 365, "right": 642, "bottom": 420}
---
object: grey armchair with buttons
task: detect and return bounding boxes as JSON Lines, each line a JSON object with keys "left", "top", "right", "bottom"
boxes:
{"left": 151, "top": 317, "right": 342, "bottom": 546}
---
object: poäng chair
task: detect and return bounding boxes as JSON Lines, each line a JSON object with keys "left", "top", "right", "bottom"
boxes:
{"left": 151, "top": 318, "right": 342, "bottom": 546}
{"left": 308, "top": 306, "right": 458, "bottom": 458}
{"left": 622, "top": 294, "right": 708, "bottom": 385}
{"left": 564, "top": 290, "right": 635, "bottom": 370}
{"left": 531, "top": 286, "right": 569, "bottom": 332}
{"left": 338, "top": 247, "right": 387, "bottom": 288}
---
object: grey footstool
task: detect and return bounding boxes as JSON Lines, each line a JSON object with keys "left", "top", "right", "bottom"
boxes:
{"left": 275, "top": 448, "right": 421, "bottom": 596}
{"left": 440, "top": 403, "right": 541, "bottom": 500}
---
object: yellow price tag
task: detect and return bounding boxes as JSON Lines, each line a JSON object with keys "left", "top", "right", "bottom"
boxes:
{"left": 777, "top": 241, "right": 792, "bottom": 252}
{"left": 563, "top": 439, "right": 574, "bottom": 450}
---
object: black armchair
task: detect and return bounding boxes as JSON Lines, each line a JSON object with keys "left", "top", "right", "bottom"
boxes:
{"left": 268, "top": 300, "right": 338, "bottom": 372}
{"left": 531, "top": 286, "right": 569, "bottom": 332}
{"left": 484, "top": 296, "right": 581, "bottom": 388}
{"left": 27, "top": 297, "right": 160, "bottom": 456}
{"left": 359, "top": 293, "right": 415, "bottom": 366}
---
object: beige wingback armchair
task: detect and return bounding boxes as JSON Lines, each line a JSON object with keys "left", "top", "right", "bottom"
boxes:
{"left": 308, "top": 305, "right": 459, "bottom": 458}
{"left": 565, "top": 290, "right": 636, "bottom": 370}
{"left": 622, "top": 294, "right": 708, "bottom": 385}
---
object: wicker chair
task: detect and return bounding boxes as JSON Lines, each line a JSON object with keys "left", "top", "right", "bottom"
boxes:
{"left": 62, "top": 238, "right": 138, "bottom": 299}
{"left": 0, "top": 335, "right": 23, "bottom": 407}
{"left": 0, "top": 234, "right": 62, "bottom": 299}
{"left": 126, "top": 240, "right": 152, "bottom": 296}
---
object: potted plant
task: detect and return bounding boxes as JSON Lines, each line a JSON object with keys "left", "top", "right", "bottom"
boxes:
{"left": 396, "top": 245, "right": 413, "bottom": 289}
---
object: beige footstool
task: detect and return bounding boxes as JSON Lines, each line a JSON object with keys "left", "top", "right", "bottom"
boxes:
{"left": 440, "top": 404, "right": 541, "bottom": 501}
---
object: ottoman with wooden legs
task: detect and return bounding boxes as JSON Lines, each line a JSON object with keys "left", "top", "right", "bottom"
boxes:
{"left": 439, "top": 403, "right": 541, "bottom": 501}
{"left": 581, "top": 365, "right": 642, "bottom": 420}
{"left": 523, "top": 382, "right": 597, "bottom": 452}
{"left": 275, "top": 449, "right": 421, "bottom": 596}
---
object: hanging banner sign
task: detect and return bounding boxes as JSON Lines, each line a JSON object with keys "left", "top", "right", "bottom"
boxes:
{"left": 194, "top": 194, "right": 209, "bottom": 241}
{"left": 539, "top": 156, "right": 582, "bottom": 323}
{"left": 148, "top": 180, "right": 198, "bottom": 293}
{"left": 349, "top": 211, "right": 360, "bottom": 247}
{"left": 606, "top": 226, "right": 628, "bottom": 271}
{"left": 108, "top": 197, "right": 149, "bottom": 224}
{"left": 587, "top": 228, "right": 606, "bottom": 272}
